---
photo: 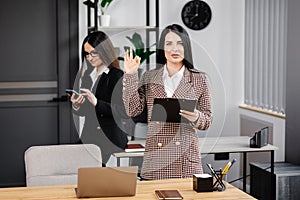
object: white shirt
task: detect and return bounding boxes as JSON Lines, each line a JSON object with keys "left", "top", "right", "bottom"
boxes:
{"left": 89, "top": 66, "right": 110, "bottom": 91}
{"left": 162, "top": 65, "right": 185, "bottom": 97}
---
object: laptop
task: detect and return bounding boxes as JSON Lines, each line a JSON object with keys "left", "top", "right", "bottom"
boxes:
{"left": 75, "top": 166, "right": 138, "bottom": 198}
{"left": 151, "top": 98, "right": 197, "bottom": 123}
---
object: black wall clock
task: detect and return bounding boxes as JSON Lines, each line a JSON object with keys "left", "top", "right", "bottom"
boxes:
{"left": 181, "top": 0, "right": 212, "bottom": 30}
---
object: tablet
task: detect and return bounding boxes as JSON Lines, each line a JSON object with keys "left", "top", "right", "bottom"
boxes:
{"left": 150, "top": 98, "right": 197, "bottom": 123}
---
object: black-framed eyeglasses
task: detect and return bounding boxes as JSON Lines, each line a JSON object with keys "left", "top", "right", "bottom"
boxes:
{"left": 84, "top": 50, "right": 99, "bottom": 58}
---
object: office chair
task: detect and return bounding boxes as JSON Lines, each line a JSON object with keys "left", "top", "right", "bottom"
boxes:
{"left": 24, "top": 144, "right": 102, "bottom": 186}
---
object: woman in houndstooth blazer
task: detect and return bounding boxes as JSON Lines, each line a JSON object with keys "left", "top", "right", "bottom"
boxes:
{"left": 123, "top": 24, "right": 212, "bottom": 180}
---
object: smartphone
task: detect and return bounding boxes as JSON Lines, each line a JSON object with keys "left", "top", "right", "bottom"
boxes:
{"left": 65, "top": 89, "right": 80, "bottom": 96}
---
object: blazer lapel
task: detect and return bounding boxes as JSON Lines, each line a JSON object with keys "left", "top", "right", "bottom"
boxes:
{"left": 151, "top": 68, "right": 167, "bottom": 98}
{"left": 92, "top": 72, "right": 107, "bottom": 94}
{"left": 172, "top": 68, "right": 194, "bottom": 99}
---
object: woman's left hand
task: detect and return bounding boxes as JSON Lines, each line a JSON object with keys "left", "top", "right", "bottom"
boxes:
{"left": 124, "top": 48, "right": 141, "bottom": 74}
{"left": 179, "top": 109, "right": 200, "bottom": 123}
{"left": 80, "top": 88, "right": 97, "bottom": 107}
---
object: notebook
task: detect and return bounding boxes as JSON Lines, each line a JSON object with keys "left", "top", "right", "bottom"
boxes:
{"left": 155, "top": 190, "right": 183, "bottom": 200}
{"left": 151, "top": 98, "right": 197, "bottom": 123}
{"left": 125, "top": 143, "right": 145, "bottom": 152}
{"left": 75, "top": 166, "right": 138, "bottom": 198}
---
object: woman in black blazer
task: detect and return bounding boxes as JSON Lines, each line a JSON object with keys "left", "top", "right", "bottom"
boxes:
{"left": 70, "top": 31, "right": 128, "bottom": 166}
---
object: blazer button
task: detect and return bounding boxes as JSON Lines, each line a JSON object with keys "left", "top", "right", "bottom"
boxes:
{"left": 100, "top": 114, "right": 104, "bottom": 117}
{"left": 97, "top": 126, "right": 101, "bottom": 130}
{"left": 157, "top": 143, "right": 163, "bottom": 147}
{"left": 175, "top": 141, "right": 181, "bottom": 146}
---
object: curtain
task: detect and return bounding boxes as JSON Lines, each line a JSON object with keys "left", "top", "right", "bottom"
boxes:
{"left": 244, "top": 0, "right": 287, "bottom": 114}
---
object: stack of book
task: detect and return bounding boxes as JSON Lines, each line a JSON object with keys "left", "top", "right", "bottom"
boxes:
{"left": 125, "top": 144, "right": 145, "bottom": 152}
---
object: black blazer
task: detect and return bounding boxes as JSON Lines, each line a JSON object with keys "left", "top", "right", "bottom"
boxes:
{"left": 73, "top": 67, "right": 128, "bottom": 164}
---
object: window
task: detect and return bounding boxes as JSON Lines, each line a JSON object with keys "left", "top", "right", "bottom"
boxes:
{"left": 244, "top": 0, "right": 287, "bottom": 115}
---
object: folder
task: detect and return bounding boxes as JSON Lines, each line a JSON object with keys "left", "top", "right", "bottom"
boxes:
{"left": 150, "top": 98, "right": 197, "bottom": 123}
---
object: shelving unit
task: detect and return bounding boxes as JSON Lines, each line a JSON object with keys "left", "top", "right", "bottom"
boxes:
{"left": 91, "top": 26, "right": 157, "bottom": 30}
{"left": 83, "top": 0, "right": 159, "bottom": 70}
{"left": 84, "top": 0, "right": 159, "bottom": 30}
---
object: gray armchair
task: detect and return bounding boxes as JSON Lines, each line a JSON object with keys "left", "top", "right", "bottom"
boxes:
{"left": 24, "top": 144, "right": 102, "bottom": 186}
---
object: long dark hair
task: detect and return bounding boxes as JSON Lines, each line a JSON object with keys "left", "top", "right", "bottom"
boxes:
{"left": 156, "top": 24, "right": 194, "bottom": 70}
{"left": 81, "top": 31, "right": 120, "bottom": 69}
{"left": 78, "top": 31, "right": 120, "bottom": 89}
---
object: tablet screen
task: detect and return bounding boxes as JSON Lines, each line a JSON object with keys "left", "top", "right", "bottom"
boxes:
{"left": 150, "top": 98, "right": 197, "bottom": 123}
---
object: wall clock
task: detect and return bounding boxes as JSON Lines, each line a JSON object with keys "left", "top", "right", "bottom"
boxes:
{"left": 181, "top": 0, "right": 212, "bottom": 30}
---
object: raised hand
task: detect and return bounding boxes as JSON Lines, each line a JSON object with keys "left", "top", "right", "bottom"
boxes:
{"left": 124, "top": 47, "right": 141, "bottom": 74}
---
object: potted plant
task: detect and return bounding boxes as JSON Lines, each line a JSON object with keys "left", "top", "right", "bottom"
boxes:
{"left": 83, "top": 0, "right": 112, "bottom": 26}
{"left": 118, "top": 32, "right": 156, "bottom": 76}
{"left": 98, "top": 0, "right": 113, "bottom": 15}
{"left": 98, "top": 0, "right": 113, "bottom": 26}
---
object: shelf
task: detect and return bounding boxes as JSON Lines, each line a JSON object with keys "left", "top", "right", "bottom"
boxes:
{"left": 85, "top": 0, "right": 159, "bottom": 71}
{"left": 86, "top": 0, "right": 159, "bottom": 34}
{"left": 88, "top": 26, "right": 158, "bottom": 30}
{"left": 100, "top": 26, "right": 157, "bottom": 29}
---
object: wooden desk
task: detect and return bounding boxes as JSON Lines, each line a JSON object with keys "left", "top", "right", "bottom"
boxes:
{"left": 113, "top": 136, "right": 278, "bottom": 193}
{"left": 0, "top": 178, "right": 255, "bottom": 200}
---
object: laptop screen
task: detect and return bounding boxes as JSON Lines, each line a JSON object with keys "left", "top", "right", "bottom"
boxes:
{"left": 76, "top": 166, "right": 138, "bottom": 198}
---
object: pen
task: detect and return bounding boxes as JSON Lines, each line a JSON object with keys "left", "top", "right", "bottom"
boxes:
{"left": 207, "top": 163, "right": 226, "bottom": 190}
{"left": 221, "top": 159, "right": 236, "bottom": 176}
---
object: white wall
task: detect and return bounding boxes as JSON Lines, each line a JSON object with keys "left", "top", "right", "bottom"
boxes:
{"left": 79, "top": 0, "right": 245, "bottom": 138}
{"left": 159, "top": 0, "right": 245, "bottom": 143}
{"left": 78, "top": 0, "right": 285, "bottom": 182}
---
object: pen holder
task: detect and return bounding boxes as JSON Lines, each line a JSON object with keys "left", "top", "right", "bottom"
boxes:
{"left": 213, "top": 170, "right": 226, "bottom": 191}
{"left": 216, "top": 169, "right": 227, "bottom": 181}
{"left": 206, "top": 163, "right": 227, "bottom": 191}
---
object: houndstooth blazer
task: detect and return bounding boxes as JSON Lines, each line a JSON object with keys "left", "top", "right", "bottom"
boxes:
{"left": 123, "top": 67, "right": 212, "bottom": 180}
